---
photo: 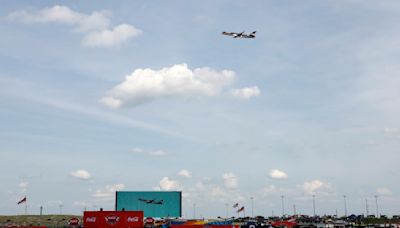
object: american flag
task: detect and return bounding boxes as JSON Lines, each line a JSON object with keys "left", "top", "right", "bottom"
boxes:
{"left": 236, "top": 206, "right": 245, "bottom": 213}
{"left": 17, "top": 196, "right": 26, "bottom": 205}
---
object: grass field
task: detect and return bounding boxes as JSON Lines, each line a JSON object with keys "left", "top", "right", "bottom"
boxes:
{"left": 0, "top": 214, "right": 82, "bottom": 227}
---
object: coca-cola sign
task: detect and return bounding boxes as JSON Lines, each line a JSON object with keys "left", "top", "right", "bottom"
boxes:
{"left": 69, "top": 217, "right": 80, "bottom": 225}
{"left": 105, "top": 215, "right": 120, "bottom": 225}
{"left": 127, "top": 216, "right": 140, "bottom": 222}
{"left": 86, "top": 217, "right": 96, "bottom": 223}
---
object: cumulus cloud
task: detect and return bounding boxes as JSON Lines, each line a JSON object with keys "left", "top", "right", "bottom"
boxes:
{"left": 159, "top": 177, "right": 180, "bottom": 190}
{"left": 70, "top": 169, "right": 92, "bottom": 180}
{"left": 298, "top": 180, "right": 334, "bottom": 195}
{"left": 19, "top": 181, "right": 28, "bottom": 193}
{"left": 8, "top": 5, "right": 110, "bottom": 31}
{"left": 131, "top": 147, "right": 168, "bottom": 156}
{"left": 263, "top": 185, "right": 278, "bottom": 194}
{"left": 92, "top": 184, "right": 125, "bottom": 200}
{"left": 8, "top": 5, "right": 141, "bottom": 47}
{"left": 269, "top": 169, "right": 288, "bottom": 179}
{"left": 384, "top": 128, "right": 400, "bottom": 139}
{"left": 178, "top": 169, "right": 191, "bottom": 178}
{"left": 223, "top": 172, "right": 238, "bottom": 189}
{"left": 82, "top": 24, "right": 142, "bottom": 47}
{"left": 231, "top": 86, "right": 261, "bottom": 99}
{"left": 101, "top": 63, "right": 235, "bottom": 108}
{"left": 376, "top": 187, "right": 393, "bottom": 196}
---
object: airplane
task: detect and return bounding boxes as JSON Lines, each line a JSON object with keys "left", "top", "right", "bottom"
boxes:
{"left": 138, "top": 198, "right": 154, "bottom": 203}
{"left": 153, "top": 200, "right": 164, "bottom": 205}
{"left": 138, "top": 198, "right": 164, "bottom": 204}
{"left": 222, "top": 31, "right": 256, "bottom": 38}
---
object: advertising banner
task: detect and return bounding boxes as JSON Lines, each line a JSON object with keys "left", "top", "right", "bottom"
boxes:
{"left": 83, "top": 211, "right": 143, "bottom": 228}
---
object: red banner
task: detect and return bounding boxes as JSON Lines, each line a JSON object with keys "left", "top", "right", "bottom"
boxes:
{"left": 84, "top": 211, "right": 144, "bottom": 228}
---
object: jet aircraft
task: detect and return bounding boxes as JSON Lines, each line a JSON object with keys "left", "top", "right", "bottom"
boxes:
{"left": 138, "top": 198, "right": 164, "bottom": 204}
{"left": 222, "top": 31, "right": 256, "bottom": 38}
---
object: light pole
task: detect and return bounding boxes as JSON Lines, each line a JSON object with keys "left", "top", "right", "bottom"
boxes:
{"left": 343, "top": 195, "right": 347, "bottom": 217}
{"left": 193, "top": 203, "right": 196, "bottom": 219}
{"left": 293, "top": 204, "right": 296, "bottom": 216}
{"left": 250, "top": 197, "right": 254, "bottom": 217}
{"left": 281, "top": 195, "right": 285, "bottom": 217}
{"left": 365, "top": 199, "right": 369, "bottom": 216}
{"left": 312, "top": 195, "right": 316, "bottom": 217}
{"left": 374, "top": 195, "right": 379, "bottom": 218}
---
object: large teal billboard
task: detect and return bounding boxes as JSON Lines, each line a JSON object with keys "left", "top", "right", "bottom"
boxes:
{"left": 115, "top": 191, "right": 182, "bottom": 218}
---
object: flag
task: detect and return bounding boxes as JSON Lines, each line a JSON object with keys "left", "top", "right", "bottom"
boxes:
{"left": 17, "top": 197, "right": 26, "bottom": 205}
{"left": 232, "top": 203, "right": 239, "bottom": 208}
{"left": 236, "top": 206, "right": 245, "bottom": 213}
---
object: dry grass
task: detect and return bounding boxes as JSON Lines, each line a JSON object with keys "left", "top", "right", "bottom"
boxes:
{"left": 0, "top": 215, "right": 82, "bottom": 227}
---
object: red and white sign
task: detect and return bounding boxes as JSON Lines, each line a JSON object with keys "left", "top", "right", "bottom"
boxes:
{"left": 84, "top": 211, "right": 144, "bottom": 228}
{"left": 69, "top": 217, "right": 80, "bottom": 226}
{"left": 145, "top": 217, "right": 155, "bottom": 224}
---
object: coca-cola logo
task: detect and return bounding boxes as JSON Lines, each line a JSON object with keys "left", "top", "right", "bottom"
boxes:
{"left": 127, "top": 216, "right": 140, "bottom": 222}
{"left": 145, "top": 217, "right": 154, "bottom": 224}
{"left": 105, "top": 215, "right": 120, "bottom": 225}
{"left": 86, "top": 217, "right": 96, "bottom": 223}
{"left": 69, "top": 217, "right": 80, "bottom": 225}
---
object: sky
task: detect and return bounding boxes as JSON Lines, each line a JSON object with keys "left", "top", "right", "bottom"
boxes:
{"left": 1, "top": 0, "right": 400, "bottom": 217}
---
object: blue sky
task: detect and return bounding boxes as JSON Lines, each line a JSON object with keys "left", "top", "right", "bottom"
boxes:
{"left": 1, "top": 0, "right": 400, "bottom": 217}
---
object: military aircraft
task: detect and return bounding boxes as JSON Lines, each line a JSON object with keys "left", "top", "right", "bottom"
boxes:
{"left": 222, "top": 31, "right": 256, "bottom": 38}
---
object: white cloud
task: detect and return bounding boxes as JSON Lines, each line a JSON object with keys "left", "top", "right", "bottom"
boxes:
{"left": 148, "top": 150, "right": 167, "bottom": 156}
{"left": 8, "top": 5, "right": 140, "bottom": 47}
{"left": 376, "top": 187, "right": 393, "bottom": 196}
{"left": 159, "top": 177, "right": 180, "bottom": 190}
{"left": 70, "top": 169, "right": 91, "bottom": 180}
{"left": 178, "top": 169, "right": 191, "bottom": 178}
{"left": 131, "top": 147, "right": 144, "bottom": 153}
{"left": 92, "top": 184, "right": 125, "bottom": 200}
{"left": 18, "top": 181, "right": 28, "bottom": 193}
{"left": 210, "top": 186, "right": 226, "bottom": 197}
{"left": 231, "top": 86, "right": 261, "bottom": 99}
{"left": 131, "top": 147, "right": 168, "bottom": 156}
{"left": 82, "top": 24, "right": 142, "bottom": 47}
{"left": 222, "top": 172, "right": 238, "bottom": 189}
{"left": 298, "top": 180, "right": 334, "bottom": 195}
{"left": 263, "top": 185, "right": 278, "bottom": 194}
{"left": 384, "top": 128, "right": 400, "bottom": 139}
{"left": 269, "top": 169, "right": 288, "bottom": 179}
{"left": 8, "top": 5, "right": 110, "bottom": 32}
{"left": 101, "top": 63, "right": 235, "bottom": 108}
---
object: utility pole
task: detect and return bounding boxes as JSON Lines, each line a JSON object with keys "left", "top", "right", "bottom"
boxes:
{"left": 281, "top": 195, "right": 285, "bottom": 217}
{"left": 312, "top": 195, "right": 316, "bottom": 217}
{"left": 374, "top": 195, "right": 379, "bottom": 218}
{"left": 365, "top": 199, "right": 369, "bottom": 216}
{"left": 250, "top": 197, "right": 254, "bottom": 217}
{"left": 343, "top": 195, "right": 347, "bottom": 217}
